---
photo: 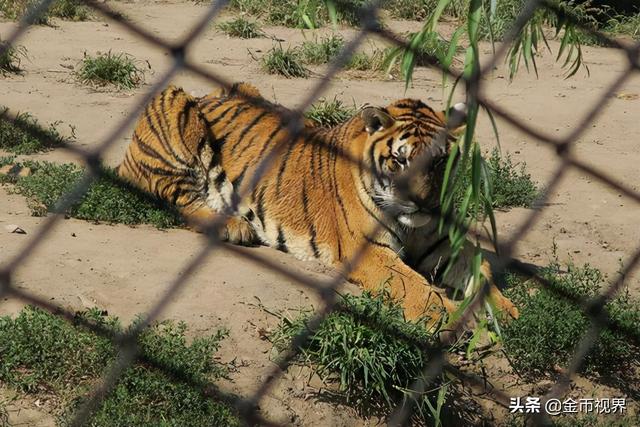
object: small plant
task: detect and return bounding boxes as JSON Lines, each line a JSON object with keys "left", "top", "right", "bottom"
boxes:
{"left": 75, "top": 51, "right": 146, "bottom": 90}
{"left": 0, "top": 0, "right": 89, "bottom": 23}
{"left": 8, "top": 161, "right": 181, "bottom": 228}
{"left": 502, "top": 256, "right": 640, "bottom": 381}
{"left": 48, "top": 0, "right": 89, "bottom": 21}
{"left": 484, "top": 148, "right": 539, "bottom": 209}
{"left": 0, "top": 306, "right": 238, "bottom": 426}
{"left": 605, "top": 13, "right": 640, "bottom": 40}
{"left": 270, "top": 292, "right": 458, "bottom": 421}
{"left": 227, "top": 0, "right": 267, "bottom": 16}
{"left": 218, "top": 17, "right": 264, "bottom": 39}
{"left": 345, "top": 49, "right": 387, "bottom": 72}
{"left": 0, "top": 156, "right": 15, "bottom": 168}
{"left": 0, "top": 39, "right": 27, "bottom": 75}
{"left": 299, "top": 34, "right": 344, "bottom": 64}
{"left": 0, "top": 107, "right": 73, "bottom": 154}
{"left": 266, "top": 0, "right": 325, "bottom": 28}
{"left": 383, "top": 0, "right": 440, "bottom": 21}
{"left": 226, "top": 0, "right": 365, "bottom": 28}
{"left": 260, "top": 44, "right": 309, "bottom": 78}
{"left": 305, "top": 97, "right": 356, "bottom": 126}
{"left": 454, "top": 148, "right": 539, "bottom": 212}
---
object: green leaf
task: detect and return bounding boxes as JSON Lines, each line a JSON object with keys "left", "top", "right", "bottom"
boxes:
{"left": 467, "top": 0, "right": 482, "bottom": 45}
{"left": 302, "top": 14, "right": 315, "bottom": 29}
{"left": 325, "top": 0, "right": 338, "bottom": 28}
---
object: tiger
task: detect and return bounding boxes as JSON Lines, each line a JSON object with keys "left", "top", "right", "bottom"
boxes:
{"left": 117, "top": 83, "right": 518, "bottom": 325}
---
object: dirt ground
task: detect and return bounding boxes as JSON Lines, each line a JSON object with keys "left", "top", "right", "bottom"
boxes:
{"left": 1, "top": 1, "right": 639, "bottom": 425}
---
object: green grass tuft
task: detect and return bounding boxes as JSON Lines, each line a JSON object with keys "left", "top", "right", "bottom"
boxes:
{"left": 75, "top": 51, "right": 146, "bottom": 90}
{"left": 227, "top": 0, "right": 366, "bottom": 28}
{"left": 0, "top": 306, "right": 238, "bottom": 426}
{"left": 299, "top": 34, "right": 345, "bottom": 64}
{"left": 345, "top": 49, "right": 387, "bottom": 72}
{"left": 0, "top": 39, "right": 27, "bottom": 75}
{"left": 8, "top": 161, "right": 181, "bottom": 228}
{"left": 0, "top": 0, "right": 89, "bottom": 23}
{"left": 261, "top": 44, "right": 309, "bottom": 78}
{"left": 226, "top": 0, "right": 267, "bottom": 16}
{"left": 502, "top": 256, "right": 640, "bottom": 381}
{"left": 270, "top": 292, "right": 453, "bottom": 418}
{"left": 485, "top": 148, "right": 539, "bottom": 209}
{"left": 0, "top": 156, "right": 16, "bottom": 168}
{"left": 383, "top": 0, "right": 441, "bottom": 21}
{"left": 0, "top": 107, "right": 74, "bottom": 154}
{"left": 48, "top": 0, "right": 89, "bottom": 21}
{"left": 305, "top": 97, "right": 355, "bottom": 127}
{"left": 455, "top": 148, "right": 540, "bottom": 212}
{"left": 604, "top": 13, "right": 640, "bottom": 40}
{"left": 218, "top": 17, "right": 264, "bottom": 39}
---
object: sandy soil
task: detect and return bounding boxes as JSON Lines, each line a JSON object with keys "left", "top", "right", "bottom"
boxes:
{"left": 1, "top": 1, "right": 639, "bottom": 425}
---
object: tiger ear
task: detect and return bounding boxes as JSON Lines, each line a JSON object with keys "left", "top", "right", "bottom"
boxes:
{"left": 229, "top": 82, "right": 262, "bottom": 99}
{"left": 361, "top": 106, "right": 395, "bottom": 135}
{"left": 437, "top": 102, "right": 467, "bottom": 136}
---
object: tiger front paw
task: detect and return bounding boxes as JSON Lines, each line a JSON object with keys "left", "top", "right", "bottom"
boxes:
{"left": 222, "top": 216, "right": 259, "bottom": 246}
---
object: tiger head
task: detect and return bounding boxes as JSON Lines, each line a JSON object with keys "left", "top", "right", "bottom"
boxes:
{"left": 359, "top": 99, "right": 466, "bottom": 228}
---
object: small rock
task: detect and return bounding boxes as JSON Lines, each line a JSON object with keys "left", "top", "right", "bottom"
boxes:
{"left": 5, "top": 224, "right": 26, "bottom": 234}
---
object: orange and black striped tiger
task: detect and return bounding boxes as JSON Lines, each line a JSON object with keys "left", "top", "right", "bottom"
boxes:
{"left": 117, "top": 83, "right": 518, "bottom": 324}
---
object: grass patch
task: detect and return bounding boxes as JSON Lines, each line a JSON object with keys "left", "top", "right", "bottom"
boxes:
{"left": 502, "top": 254, "right": 640, "bottom": 381}
{"left": 48, "top": 0, "right": 89, "bottom": 21}
{"left": 0, "top": 39, "right": 27, "bottom": 75}
{"left": 0, "top": 155, "right": 15, "bottom": 168}
{"left": 75, "top": 51, "right": 146, "bottom": 90}
{"left": 383, "top": 0, "right": 440, "bottom": 21}
{"left": 6, "top": 161, "right": 181, "bottom": 228}
{"left": 0, "top": 107, "right": 74, "bottom": 154}
{"left": 217, "top": 17, "right": 264, "bottom": 39}
{"left": 455, "top": 148, "right": 540, "bottom": 212}
{"left": 0, "top": 306, "right": 238, "bottom": 426}
{"left": 484, "top": 148, "right": 539, "bottom": 209}
{"left": 227, "top": 0, "right": 365, "bottom": 28}
{"left": 604, "top": 13, "right": 640, "bottom": 40}
{"left": 345, "top": 49, "right": 387, "bottom": 72}
{"left": 260, "top": 44, "right": 309, "bottom": 78}
{"left": 305, "top": 97, "right": 356, "bottom": 127}
{"left": 270, "top": 292, "right": 457, "bottom": 421}
{"left": 0, "top": 0, "right": 89, "bottom": 23}
{"left": 226, "top": 0, "right": 266, "bottom": 16}
{"left": 299, "top": 34, "right": 344, "bottom": 64}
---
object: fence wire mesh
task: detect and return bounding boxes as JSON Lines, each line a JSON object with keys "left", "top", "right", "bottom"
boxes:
{"left": 0, "top": 0, "right": 639, "bottom": 425}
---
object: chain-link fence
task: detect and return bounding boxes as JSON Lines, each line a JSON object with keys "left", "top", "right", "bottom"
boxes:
{"left": 1, "top": 0, "right": 639, "bottom": 425}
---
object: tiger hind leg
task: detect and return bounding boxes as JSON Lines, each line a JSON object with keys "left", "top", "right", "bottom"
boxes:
{"left": 194, "top": 162, "right": 259, "bottom": 246}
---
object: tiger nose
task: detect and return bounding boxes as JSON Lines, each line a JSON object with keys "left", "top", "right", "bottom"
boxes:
{"left": 394, "top": 145, "right": 408, "bottom": 163}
